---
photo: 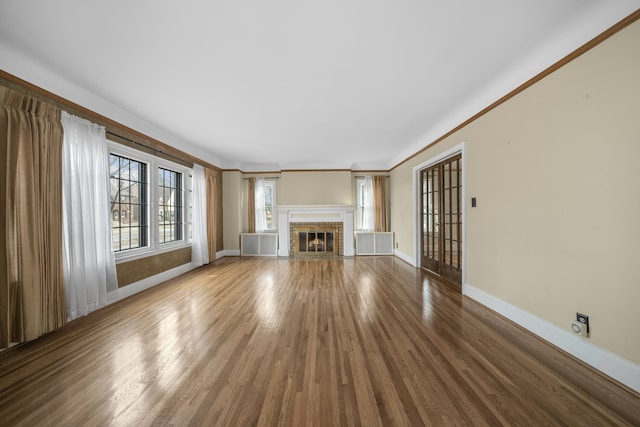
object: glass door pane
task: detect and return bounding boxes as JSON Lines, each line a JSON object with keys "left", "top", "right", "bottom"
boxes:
{"left": 420, "top": 154, "right": 462, "bottom": 285}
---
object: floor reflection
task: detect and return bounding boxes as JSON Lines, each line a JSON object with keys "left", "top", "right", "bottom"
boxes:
{"left": 422, "top": 278, "right": 433, "bottom": 322}
{"left": 155, "top": 310, "right": 180, "bottom": 391}
{"left": 258, "top": 274, "right": 280, "bottom": 328}
{"left": 358, "top": 274, "right": 375, "bottom": 322}
{"left": 108, "top": 333, "right": 149, "bottom": 417}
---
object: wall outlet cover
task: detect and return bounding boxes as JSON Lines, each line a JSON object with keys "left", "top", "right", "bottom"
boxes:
{"left": 576, "top": 313, "right": 590, "bottom": 333}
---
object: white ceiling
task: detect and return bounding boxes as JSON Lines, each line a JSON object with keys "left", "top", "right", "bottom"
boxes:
{"left": 1, "top": 1, "right": 638, "bottom": 171}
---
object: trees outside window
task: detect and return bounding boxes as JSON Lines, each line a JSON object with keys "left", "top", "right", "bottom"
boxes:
{"left": 108, "top": 144, "right": 191, "bottom": 257}
{"left": 109, "top": 154, "right": 148, "bottom": 251}
{"left": 256, "top": 179, "right": 276, "bottom": 232}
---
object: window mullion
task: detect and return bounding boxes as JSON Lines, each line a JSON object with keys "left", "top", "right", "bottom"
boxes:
{"left": 109, "top": 141, "right": 192, "bottom": 259}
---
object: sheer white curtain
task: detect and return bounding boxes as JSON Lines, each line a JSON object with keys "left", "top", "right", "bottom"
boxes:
{"left": 61, "top": 112, "right": 117, "bottom": 321}
{"left": 191, "top": 164, "right": 209, "bottom": 267}
{"left": 255, "top": 178, "right": 268, "bottom": 232}
{"left": 361, "top": 176, "right": 374, "bottom": 231}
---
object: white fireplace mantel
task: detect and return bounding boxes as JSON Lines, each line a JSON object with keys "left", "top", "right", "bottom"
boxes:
{"left": 277, "top": 205, "right": 357, "bottom": 256}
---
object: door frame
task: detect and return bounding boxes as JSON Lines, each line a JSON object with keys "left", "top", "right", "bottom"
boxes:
{"left": 412, "top": 141, "right": 467, "bottom": 285}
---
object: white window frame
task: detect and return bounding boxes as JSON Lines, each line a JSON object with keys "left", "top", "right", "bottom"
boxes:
{"left": 108, "top": 141, "right": 192, "bottom": 262}
{"left": 256, "top": 179, "right": 277, "bottom": 232}
{"left": 356, "top": 177, "right": 373, "bottom": 231}
{"left": 356, "top": 179, "right": 365, "bottom": 230}
{"left": 187, "top": 173, "right": 193, "bottom": 239}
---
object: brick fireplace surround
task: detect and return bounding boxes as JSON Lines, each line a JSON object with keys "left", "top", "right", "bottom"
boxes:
{"left": 276, "top": 205, "right": 356, "bottom": 257}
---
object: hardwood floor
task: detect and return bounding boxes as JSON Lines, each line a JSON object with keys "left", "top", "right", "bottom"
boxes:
{"left": 0, "top": 256, "right": 638, "bottom": 426}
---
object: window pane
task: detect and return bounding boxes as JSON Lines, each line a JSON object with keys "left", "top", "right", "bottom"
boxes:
{"left": 158, "top": 167, "right": 182, "bottom": 243}
{"left": 163, "top": 187, "right": 170, "bottom": 207}
{"left": 112, "top": 230, "right": 121, "bottom": 252}
{"left": 255, "top": 180, "right": 276, "bottom": 231}
{"left": 130, "top": 183, "right": 139, "bottom": 199}
{"left": 130, "top": 161, "right": 138, "bottom": 178}
{"left": 121, "top": 158, "right": 130, "bottom": 175}
{"left": 109, "top": 157, "right": 119, "bottom": 177}
{"left": 109, "top": 154, "right": 148, "bottom": 252}
{"left": 188, "top": 174, "right": 193, "bottom": 239}
{"left": 120, "top": 179, "right": 130, "bottom": 199}
{"left": 265, "top": 206, "right": 272, "bottom": 229}
{"left": 264, "top": 186, "right": 272, "bottom": 206}
{"left": 110, "top": 178, "right": 119, "bottom": 203}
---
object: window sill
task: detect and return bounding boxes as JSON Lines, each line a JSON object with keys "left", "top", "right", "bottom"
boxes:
{"left": 114, "top": 241, "right": 192, "bottom": 264}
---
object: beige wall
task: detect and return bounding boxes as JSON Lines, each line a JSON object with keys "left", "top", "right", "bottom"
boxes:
{"left": 279, "top": 171, "right": 352, "bottom": 205}
{"left": 391, "top": 21, "right": 640, "bottom": 364}
{"left": 222, "top": 170, "right": 355, "bottom": 251}
{"left": 222, "top": 171, "right": 243, "bottom": 251}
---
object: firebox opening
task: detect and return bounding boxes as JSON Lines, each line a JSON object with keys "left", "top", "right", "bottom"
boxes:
{"left": 292, "top": 224, "right": 341, "bottom": 256}
{"left": 298, "top": 231, "right": 335, "bottom": 253}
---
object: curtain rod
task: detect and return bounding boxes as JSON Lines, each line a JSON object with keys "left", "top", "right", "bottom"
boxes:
{"left": 243, "top": 176, "right": 280, "bottom": 180}
{"left": 106, "top": 130, "right": 191, "bottom": 166}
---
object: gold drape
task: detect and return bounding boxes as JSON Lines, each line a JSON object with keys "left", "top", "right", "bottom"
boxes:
{"left": 205, "top": 168, "right": 217, "bottom": 263}
{"left": 0, "top": 87, "right": 66, "bottom": 348}
{"left": 247, "top": 177, "right": 256, "bottom": 233}
{"left": 372, "top": 175, "right": 389, "bottom": 232}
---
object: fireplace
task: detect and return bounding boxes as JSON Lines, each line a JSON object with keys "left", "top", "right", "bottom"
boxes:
{"left": 277, "top": 205, "right": 356, "bottom": 257}
{"left": 294, "top": 225, "right": 338, "bottom": 255}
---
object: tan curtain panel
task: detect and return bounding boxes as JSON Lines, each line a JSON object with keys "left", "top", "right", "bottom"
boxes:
{"left": 247, "top": 177, "right": 256, "bottom": 233}
{"left": 0, "top": 86, "right": 66, "bottom": 348}
{"left": 372, "top": 175, "right": 389, "bottom": 232}
{"left": 205, "top": 168, "right": 217, "bottom": 263}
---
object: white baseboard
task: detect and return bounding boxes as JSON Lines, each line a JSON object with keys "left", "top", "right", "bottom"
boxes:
{"left": 394, "top": 249, "right": 416, "bottom": 267}
{"left": 463, "top": 283, "right": 640, "bottom": 393}
{"left": 109, "top": 263, "right": 194, "bottom": 302}
{"left": 218, "top": 249, "right": 240, "bottom": 258}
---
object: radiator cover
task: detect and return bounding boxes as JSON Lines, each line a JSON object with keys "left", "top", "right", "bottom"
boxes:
{"left": 355, "top": 232, "right": 394, "bottom": 255}
{"left": 241, "top": 233, "right": 278, "bottom": 256}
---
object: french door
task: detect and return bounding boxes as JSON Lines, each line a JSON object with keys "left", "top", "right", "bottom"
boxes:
{"left": 420, "top": 154, "right": 462, "bottom": 285}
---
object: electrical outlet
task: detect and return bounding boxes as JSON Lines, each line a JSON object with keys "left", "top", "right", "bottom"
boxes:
{"left": 576, "top": 313, "right": 589, "bottom": 333}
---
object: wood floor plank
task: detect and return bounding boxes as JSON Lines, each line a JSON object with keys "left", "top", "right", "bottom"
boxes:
{"left": 0, "top": 256, "right": 638, "bottom": 426}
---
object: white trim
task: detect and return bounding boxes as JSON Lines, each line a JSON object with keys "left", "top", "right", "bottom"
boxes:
{"left": 218, "top": 249, "right": 240, "bottom": 258}
{"left": 114, "top": 242, "right": 192, "bottom": 264}
{"left": 108, "top": 262, "right": 194, "bottom": 302}
{"left": 411, "top": 142, "right": 466, "bottom": 283}
{"left": 255, "top": 179, "right": 277, "bottom": 232}
{"left": 463, "top": 283, "right": 640, "bottom": 393}
{"left": 107, "top": 141, "right": 193, "bottom": 262}
{"left": 394, "top": 249, "right": 416, "bottom": 267}
{"left": 276, "top": 205, "right": 357, "bottom": 256}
